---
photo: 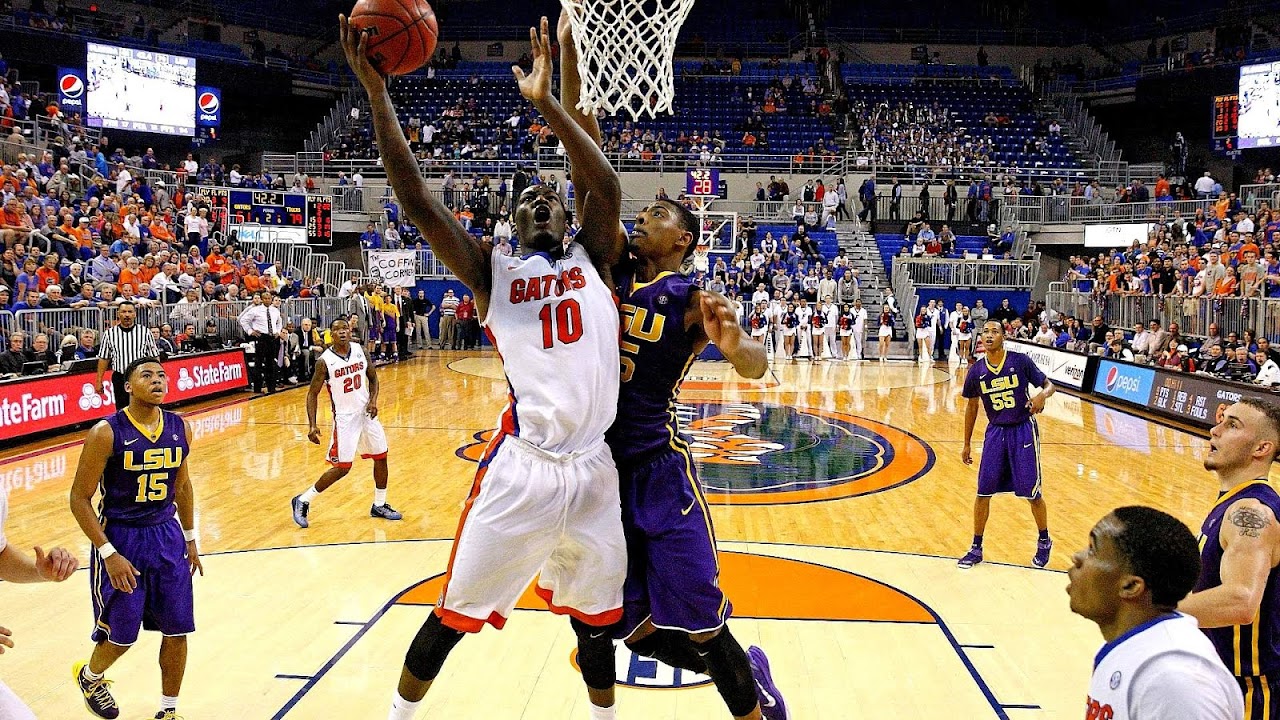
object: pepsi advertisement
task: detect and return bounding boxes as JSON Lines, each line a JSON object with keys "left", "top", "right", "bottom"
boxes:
{"left": 1093, "top": 360, "right": 1155, "bottom": 406}
{"left": 57, "top": 67, "right": 86, "bottom": 112}
{"left": 196, "top": 86, "right": 221, "bottom": 128}
{"left": 1091, "top": 358, "right": 1277, "bottom": 429}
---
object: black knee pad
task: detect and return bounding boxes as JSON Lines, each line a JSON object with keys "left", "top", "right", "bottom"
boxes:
{"left": 694, "top": 628, "right": 758, "bottom": 717}
{"left": 571, "top": 618, "right": 616, "bottom": 691}
{"left": 404, "top": 612, "right": 465, "bottom": 682}
{"left": 625, "top": 629, "right": 708, "bottom": 675}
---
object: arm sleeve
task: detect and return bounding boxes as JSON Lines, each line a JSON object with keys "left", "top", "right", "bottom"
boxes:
{"left": 100, "top": 331, "right": 114, "bottom": 362}
{"left": 961, "top": 365, "right": 980, "bottom": 399}
{"left": 1129, "top": 653, "right": 1244, "bottom": 720}
{"left": 1023, "top": 353, "right": 1048, "bottom": 387}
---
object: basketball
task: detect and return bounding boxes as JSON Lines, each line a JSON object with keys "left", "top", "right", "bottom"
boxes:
{"left": 348, "top": 0, "right": 438, "bottom": 76}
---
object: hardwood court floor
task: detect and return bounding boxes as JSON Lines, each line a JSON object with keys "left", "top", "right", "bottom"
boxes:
{"left": 0, "top": 353, "right": 1243, "bottom": 719}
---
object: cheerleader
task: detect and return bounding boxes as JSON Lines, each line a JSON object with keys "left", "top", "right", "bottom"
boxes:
{"left": 877, "top": 304, "right": 895, "bottom": 361}
{"left": 914, "top": 307, "right": 933, "bottom": 362}
{"left": 749, "top": 303, "right": 770, "bottom": 350}
{"left": 782, "top": 302, "right": 799, "bottom": 360}
{"left": 955, "top": 307, "right": 974, "bottom": 364}
{"left": 810, "top": 302, "right": 827, "bottom": 359}
{"left": 838, "top": 304, "right": 854, "bottom": 361}
{"left": 795, "top": 299, "right": 814, "bottom": 360}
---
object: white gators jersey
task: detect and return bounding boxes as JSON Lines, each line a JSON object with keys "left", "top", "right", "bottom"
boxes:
{"left": 321, "top": 342, "right": 371, "bottom": 415}
{"left": 1088, "top": 613, "right": 1242, "bottom": 720}
{"left": 483, "top": 242, "right": 619, "bottom": 454}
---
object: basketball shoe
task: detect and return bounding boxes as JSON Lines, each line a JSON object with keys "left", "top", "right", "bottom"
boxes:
{"left": 957, "top": 544, "right": 983, "bottom": 569}
{"left": 371, "top": 503, "right": 403, "bottom": 520}
{"left": 291, "top": 495, "right": 310, "bottom": 528}
{"left": 154, "top": 712, "right": 183, "bottom": 720}
{"left": 73, "top": 661, "right": 119, "bottom": 719}
{"left": 747, "top": 645, "right": 789, "bottom": 720}
{"left": 1033, "top": 537, "right": 1053, "bottom": 568}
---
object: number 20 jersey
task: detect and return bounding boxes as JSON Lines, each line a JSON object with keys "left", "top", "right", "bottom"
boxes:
{"left": 321, "top": 341, "right": 371, "bottom": 415}
{"left": 483, "top": 243, "right": 620, "bottom": 454}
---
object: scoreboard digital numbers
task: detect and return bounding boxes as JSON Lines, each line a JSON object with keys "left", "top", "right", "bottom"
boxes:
{"left": 686, "top": 168, "right": 719, "bottom": 197}
{"left": 220, "top": 189, "right": 332, "bottom": 245}
{"left": 1213, "top": 93, "right": 1239, "bottom": 139}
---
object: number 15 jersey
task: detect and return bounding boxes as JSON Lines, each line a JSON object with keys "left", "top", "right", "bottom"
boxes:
{"left": 482, "top": 242, "right": 620, "bottom": 454}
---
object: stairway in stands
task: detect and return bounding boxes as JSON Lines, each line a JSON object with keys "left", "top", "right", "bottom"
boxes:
{"left": 836, "top": 222, "right": 916, "bottom": 359}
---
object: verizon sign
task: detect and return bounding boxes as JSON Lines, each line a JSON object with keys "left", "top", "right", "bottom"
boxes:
{"left": 1006, "top": 340, "right": 1089, "bottom": 390}
{"left": 0, "top": 349, "right": 247, "bottom": 442}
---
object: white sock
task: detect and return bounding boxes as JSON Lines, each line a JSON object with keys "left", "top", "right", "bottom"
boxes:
{"left": 388, "top": 692, "right": 421, "bottom": 720}
{"left": 300, "top": 486, "right": 319, "bottom": 503}
{"left": 83, "top": 666, "right": 103, "bottom": 681}
{"left": 588, "top": 705, "right": 616, "bottom": 720}
{"left": 374, "top": 487, "right": 387, "bottom": 507}
{"left": 160, "top": 695, "right": 178, "bottom": 711}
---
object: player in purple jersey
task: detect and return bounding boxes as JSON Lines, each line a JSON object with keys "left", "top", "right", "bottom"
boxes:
{"left": 1180, "top": 399, "right": 1280, "bottom": 720}
{"left": 958, "top": 321, "right": 1056, "bottom": 569}
{"left": 68, "top": 357, "right": 203, "bottom": 720}
{"left": 604, "top": 198, "right": 786, "bottom": 720}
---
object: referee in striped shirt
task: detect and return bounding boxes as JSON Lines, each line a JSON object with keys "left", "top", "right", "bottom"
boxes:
{"left": 96, "top": 301, "right": 160, "bottom": 409}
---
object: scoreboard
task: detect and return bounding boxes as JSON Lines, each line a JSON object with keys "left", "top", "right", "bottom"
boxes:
{"left": 195, "top": 187, "right": 332, "bottom": 245}
{"left": 1213, "top": 94, "right": 1239, "bottom": 139}
{"left": 686, "top": 168, "right": 719, "bottom": 197}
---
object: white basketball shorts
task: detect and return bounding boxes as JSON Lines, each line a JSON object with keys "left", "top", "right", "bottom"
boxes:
{"left": 326, "top": 412, "right": 389, "bottom": 467}
{"left": 436, "top": 434, "right": 626, "bottom": 633}
{"left": 0, "top": 680, "right": 36, "bottom": 720}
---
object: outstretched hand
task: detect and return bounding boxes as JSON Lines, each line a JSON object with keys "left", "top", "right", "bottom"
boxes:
{"left": 701, "top": 292, "right": 741, "bottom": 354}
{"left": 557, "top": 9, "right": 575, "bottom": 53}
{"left": 339, "top": 14, "right": 386, "bottom": 92}
{"left": 513, "top": 16, "right": 554, "bottom": 103}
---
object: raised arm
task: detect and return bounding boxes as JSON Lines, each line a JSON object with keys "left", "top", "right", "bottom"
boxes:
{"left": 514, "top": 17, "right": 624, "bottom": 273}
{"left": 340, "top": 15, "right": 492, "bottom": 308}
{"left": 557, "top": 11, "right": 603, "bottom": 148}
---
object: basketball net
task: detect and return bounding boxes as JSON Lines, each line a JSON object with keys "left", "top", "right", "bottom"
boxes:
{"left": 559, "top": 0, "right": 696, "bottom": 120}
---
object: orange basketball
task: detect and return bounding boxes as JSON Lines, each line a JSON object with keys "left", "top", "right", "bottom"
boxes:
{"left": 348, "top": 0, "right": 438, "bottom": 76}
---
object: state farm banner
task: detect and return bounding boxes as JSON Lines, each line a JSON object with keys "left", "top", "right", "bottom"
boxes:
{"left": 367, "top": 251, "right": 417, "bottom": 287}
{"left": 0, "top": 349, "right": 248, "bottom": 442}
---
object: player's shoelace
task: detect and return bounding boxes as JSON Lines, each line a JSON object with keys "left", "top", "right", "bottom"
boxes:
{"left": 82, "top": 676, "right": 117, "bottom": 708}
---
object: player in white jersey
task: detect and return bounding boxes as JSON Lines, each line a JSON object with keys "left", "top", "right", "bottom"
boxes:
{"left": 1069, "top": 506, "right": 1243, "bottom": 720}
{"left": 342, "top": 15, "right": 627, "bottom": 720}
{"left": 290, "top": 317, "right": 401, "bottom": 527}
{"left": 0, "top": 484, "right": 80, "bottom": 719}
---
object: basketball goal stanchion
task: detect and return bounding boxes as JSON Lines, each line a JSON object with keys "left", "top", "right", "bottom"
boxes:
{"left": 558, "top": 0, "right": 696, "bottom": 119}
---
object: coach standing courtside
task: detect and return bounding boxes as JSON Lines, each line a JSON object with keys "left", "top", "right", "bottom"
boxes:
{"left": 96, "top": 300, "right": 159, "bottom": 409}
{"left": 238, "top": 290, "right": 285, "bottom": 394}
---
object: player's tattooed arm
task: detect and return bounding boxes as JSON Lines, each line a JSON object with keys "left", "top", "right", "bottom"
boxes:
{"left": 1230, "top": 506, "right": 1271, "bottom": 537}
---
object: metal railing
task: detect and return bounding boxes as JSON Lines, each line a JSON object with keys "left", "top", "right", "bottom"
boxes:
{"left": 892, "top": 257, "right": 1039, "bottom": 288}
{"left": 3, "top": 299, "right": 354, "bottom": 349}
{"left": 1043, "top": 285, "right": 1280, "bottom": 343}
{"left": 1240, "top": 183, "right": 1280, "bottom": 210}
{"left": 1004, "top": 196, "right": 1216, "bottom": 226}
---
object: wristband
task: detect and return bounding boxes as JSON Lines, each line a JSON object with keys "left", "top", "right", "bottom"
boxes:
{"left": 183, "top": 528, "right": 197, "bottom": 543}
{"left": 98, "top": 542, "right": 117, "bottom": 560}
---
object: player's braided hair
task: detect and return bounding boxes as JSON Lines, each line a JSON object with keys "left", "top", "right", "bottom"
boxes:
{"left": 1111, "top": 506, "right": 1201, "bottom": 609}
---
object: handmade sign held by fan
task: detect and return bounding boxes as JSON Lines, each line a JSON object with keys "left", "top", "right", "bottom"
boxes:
{"left": 559, "top": 0, "right": 696, "bottom": 119}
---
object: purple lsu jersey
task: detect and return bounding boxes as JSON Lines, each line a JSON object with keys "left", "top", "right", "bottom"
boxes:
{"left": 961, "top": 351, "right": 1047, "bottom": 426}
{"left": 1195, "top": 480, "right": 1280, "bottom": 677}
{"left": 101, "top": 410, "right": 188, "bottom": 526}
{"left": 606, "top": 271, "right": 698, "bottom": 462}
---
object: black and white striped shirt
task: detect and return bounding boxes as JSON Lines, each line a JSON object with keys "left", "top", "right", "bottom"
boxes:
{"left": 99, "top": 324, "right": 160, "bottom": 371}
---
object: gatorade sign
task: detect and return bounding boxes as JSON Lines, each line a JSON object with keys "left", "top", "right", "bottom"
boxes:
{"left": 196, "top": 86, "right": 222, "bottom": 128}
{"left": 58, "top": 67, "right": 86, "bottom": 110}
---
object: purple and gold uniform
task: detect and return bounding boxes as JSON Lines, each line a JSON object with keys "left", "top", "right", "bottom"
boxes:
{"left": 961, "top": 351, "right": 1046, "bottom": 498}
{"left": 89, "top": 409, "right": 194, "bottom": 646}
{"left": 1195, "top": 480, "right": 1280, "bottom": 717}
{"left": 606, "top": 271, "right": 730, "bottom": 636}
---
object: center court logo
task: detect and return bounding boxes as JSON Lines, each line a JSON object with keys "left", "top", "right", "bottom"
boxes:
{"left": 457, "top": 402, "right": 934, "bottom": 505}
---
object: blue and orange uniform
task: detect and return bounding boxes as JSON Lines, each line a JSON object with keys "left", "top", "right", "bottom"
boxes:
{"left": 89, "top": 409, "right": 194, "bottom": 645}
{"left": 1196, "top": 479, "right": 1280, "bottom": 719}
{"left": 606, "top": 270, "right": 730, "bottom": 636}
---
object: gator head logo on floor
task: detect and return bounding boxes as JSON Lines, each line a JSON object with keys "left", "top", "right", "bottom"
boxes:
{"left": 457, "top": 402, "right": 934, "bottom": 505}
